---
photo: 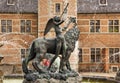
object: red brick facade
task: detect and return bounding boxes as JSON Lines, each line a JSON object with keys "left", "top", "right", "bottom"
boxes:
{"left": 0, "top": 14, "right": 38, "bottom": 75}
{"left": 38, "top": 0, "right": 120, "bottom": 73}
{"left": 2, "top": 0, "right": 119, "bottom": 75}
{"left": 78, "top": 14, "right": 120, "bottom": 73}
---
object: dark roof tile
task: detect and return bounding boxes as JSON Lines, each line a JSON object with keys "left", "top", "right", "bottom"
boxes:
{"left": 77, "top": 0, "right": 120, "bottom": 13}
{"left": 0, "top": 0, "right": 38, "bottom": 13}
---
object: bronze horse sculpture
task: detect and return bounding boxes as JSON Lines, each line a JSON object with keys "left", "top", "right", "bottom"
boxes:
{"left": 22, "top": 18, "right": 80, "bottom": 74}
{"left": 59, "top": 24, "right": 80, "bottom": 73}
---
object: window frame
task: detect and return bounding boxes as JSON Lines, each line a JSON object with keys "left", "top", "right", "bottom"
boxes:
{"left": 21, "top": 48, "right": 29, "bottom": 58}
{"left": 7, "top": 0, "right": 15, "bottom": 5}
{"left": 55, "top": 3, "right": 61, "bottom": 13}
{"left": 108, "top": 20, "right": 119, "bottom": 33}
{"left": 54, "top": 2, "right": 62, "bottom": 15}
{"left": 90, "top": 20, "right": 100, "bottom": 33}
{"left": 109, "top": 48, "right": 120, "bottom": 63}
{"left": 111, "top": 66, "right": 119, "bottom": 72}
{"left": 20, "top": 20, "right": 32, "bottom": 33}
{"left": 1, "top": 20, "right": 12, "bottom": 33}
{"left": 99, "top": 0, "right": 107, "bottom": 6}
{"left": 91, "top": 48, "right": 101, "bottom": 63}
{"left": 78, "top": 48, "right": 82, "bottom": 63}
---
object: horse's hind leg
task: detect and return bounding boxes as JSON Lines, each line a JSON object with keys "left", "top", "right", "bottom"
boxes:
{"left": 22, "top": 59, "right": 28, "bottom": 74}
{"left": 22, "top": 54, "right": 35, "bottom": 74}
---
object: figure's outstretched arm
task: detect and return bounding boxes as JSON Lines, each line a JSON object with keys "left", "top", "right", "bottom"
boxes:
{"left": 62, "top": 17, "right": 72, "bottom": 31}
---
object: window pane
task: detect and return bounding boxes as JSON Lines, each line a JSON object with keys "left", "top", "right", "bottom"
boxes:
{"left": 109, "top": 56, "right": 114, "bottom": 63}
{"left": 7, "top": 26, "right": 12, "bottom": 32}
{"left": 91, "top": 55, "right": 95, "bottom": 62}
{"left": 90, "top": 20, "right": 100, "bottom": 33}
{"left": 109, "top": 48, "right": 114, "bottom": 55}
{"left": 21, "top": 26, "right": 25, "bottom": 32}
{"left": 1, "top": 20, "right": 6, "bottom": 25}
{"left": 90, "top": 20, "right": 95, "bottom": 25}
{"left": 96, "top": 55, "right": 101, "bottom": 62}
{"left": 96, "top": 48, "right": 100, "bottom": 55}
{"left": 21, "top": 20, "right": 25, "bottom": 26}
{"left": 112, "top": 67, "right": 118, "bottom": 72}
{"left": 109, "top": 26, "right": 113, "bottom": 32}
{"left": 7, "top": 20, "right": 12, "bottom": 26}
{"left": 91, "top": 48, "right": 95, "bottom": 62}
{"left": 26, "top": 20, "right": 31, "bottom": 26}
{"left": 115, "top": 48, "right": 119, "bottom": 53}
{"left": 109, "top": 20, "right": 113, "bottom": 25}
{"left": 26, "top": 26, "right": 31, "bottom": 32}
{"left": 91, "top": 48, "right": 95, "bottom": 55}
{"left": 79, "top": 48, "right": 82, "bottom": 62}
{"left": 96, "top": 26, "right": 100, "bottom": 32}
{"left": 114, "top": 20, "right": 119, "bottom": 25}
{"left": 1, "top": 26, "right": 6, "bottom": 32}
{"left": 26, "top": 20, "right": 31, "bottom": 32}
{"left": 100, "top": 0, "right": 107, "bottom": 4}
{"left": 56, "top": 3, "right": 60, "bottom": 13}
{"left": 90, "top": 26, "right": 95, "bottom": 32}
{"left": 96, "top": 20, "right": 100, "bottom": 25}
{"left": 7, "top": 0, "right": 15, "bottom": 4}
{"left": 114, "top": 26, "right": 119, "bottom": 32}
{"left": 115, "top": 55, "right": 119, "bottom": 63}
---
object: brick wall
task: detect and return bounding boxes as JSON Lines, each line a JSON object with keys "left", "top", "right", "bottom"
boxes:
{"left": 78, "top": 13, "right": 120, "bottom": 72}
{"left": 0, "top": 14, "right": 38, "bottom": 75}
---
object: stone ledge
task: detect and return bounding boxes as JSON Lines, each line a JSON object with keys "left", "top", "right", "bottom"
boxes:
{"left": 23, "top": 76, "right": 82, "bottom": 83}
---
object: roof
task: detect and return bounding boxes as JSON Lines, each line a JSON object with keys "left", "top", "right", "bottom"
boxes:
{"left": 77, "top": 0, "right": 120, "bottom": 14}
{"left": 0, "top": 0, "right": 38, "bottom": 13}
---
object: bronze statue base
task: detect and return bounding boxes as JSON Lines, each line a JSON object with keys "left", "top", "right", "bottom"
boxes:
{"left": 23, "top": 76, "right": 82, "bottom": 83}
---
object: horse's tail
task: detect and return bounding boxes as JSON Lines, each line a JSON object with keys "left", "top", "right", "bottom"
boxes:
{"left": 22, "top": 41, "right": 36, "bottom": 74}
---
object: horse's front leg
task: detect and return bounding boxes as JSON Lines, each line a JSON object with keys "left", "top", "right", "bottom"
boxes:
{"left": 22, "top": 54, "right": 34, "bottom": 74}
{"left": 32, "top": 53, "right": 47, "bottom": 73}
{"left": 59, "top": 50, "right": 71, "bottom": 73}
{"left": 65, "top": 51, "right": 72, "bottom": 71}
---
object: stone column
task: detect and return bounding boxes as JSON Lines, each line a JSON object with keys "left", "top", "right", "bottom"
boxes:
{"left": 104, "top": 48, "right": 109, "bottom": 73}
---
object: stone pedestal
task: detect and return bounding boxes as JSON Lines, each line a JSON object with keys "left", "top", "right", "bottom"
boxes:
{"left": 23, "top": 76, "right": 82, "bottom": 83}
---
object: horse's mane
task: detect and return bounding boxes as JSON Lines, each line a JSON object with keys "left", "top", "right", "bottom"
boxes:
{"left": 64, "top": 27, "right": 80, "bottom": 50}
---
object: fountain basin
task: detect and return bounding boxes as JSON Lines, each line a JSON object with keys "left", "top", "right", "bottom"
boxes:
{"left": 2, "top": 73, "right": 120, "bottom": 83}
{"left": 82, "top": 75, "right": 118, "bottom": 83}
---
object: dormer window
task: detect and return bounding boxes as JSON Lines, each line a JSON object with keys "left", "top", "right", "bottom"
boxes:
{"left": 56, "top": 3, "right": 61, "bottom": 13}
{"left": 7, "top": 0, "right": 15, "bottom": 5}
{"left": 54, "top": 2, "right": 62, "bottom": 15}
{"left": 99, "top": 0, "right": 107, "bottom": 6}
